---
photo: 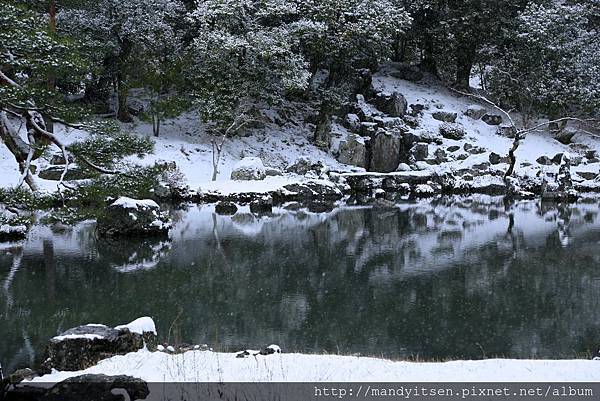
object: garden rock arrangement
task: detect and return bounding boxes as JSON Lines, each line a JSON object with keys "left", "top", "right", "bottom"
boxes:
{"left": 96, "top": 197, "right": 172, "bottom": 237}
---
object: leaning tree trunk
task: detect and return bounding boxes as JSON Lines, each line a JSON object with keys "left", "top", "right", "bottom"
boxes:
{"left": 0, "top": 111, "right": 38, "bottom": 190}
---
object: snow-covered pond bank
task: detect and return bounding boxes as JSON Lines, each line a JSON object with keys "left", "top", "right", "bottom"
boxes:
{"left": 2, "top": 196, "right": 600, "bottom": 376}
{"left": 29, "top": 349, "right": 600, "bottom": 383}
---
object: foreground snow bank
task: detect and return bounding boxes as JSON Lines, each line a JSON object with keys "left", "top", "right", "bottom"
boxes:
{"left": 31, "top": 350, "right": 600, "bottom": 383}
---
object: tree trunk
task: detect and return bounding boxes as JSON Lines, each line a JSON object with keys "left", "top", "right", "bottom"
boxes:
{"left": 313, "top": 105, "right": 332, "bottom": 149}
{"left": 116, "top": 41, "right": 133, "bottom": 123}
{"left": 46, "top": 0, "right": 56, "bottom": 133}
{"left": 116, "top": 73, "right": 132, "bottom": 123}
{"left": 420, "top": 37, "right": 438, "bottom": 76}
{"left": 455, "top": 42, "right": 476, "bottom": 90}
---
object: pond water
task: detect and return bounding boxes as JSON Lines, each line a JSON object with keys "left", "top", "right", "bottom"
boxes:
{"left": 2, "top": 196, "right": 600, "bottom": 373}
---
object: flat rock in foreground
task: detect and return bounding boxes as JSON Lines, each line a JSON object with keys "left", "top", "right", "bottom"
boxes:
{"left": 42, "top": 317, "right": 157, "bottom": 372}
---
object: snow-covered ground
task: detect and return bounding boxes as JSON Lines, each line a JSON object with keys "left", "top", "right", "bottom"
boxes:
{"left": 30, "top": 349, "right": 600, "bottom": 383}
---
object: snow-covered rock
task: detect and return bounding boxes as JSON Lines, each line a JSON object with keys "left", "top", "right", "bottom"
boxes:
{"left": 370, "top": 130, "right": 402, "bottom": 172}
{"left": 43, "top": 318, "right": 158, "bottom": 372}
{"left": 97, "top": 197, "right": 171, "bottom": 237}
{"left": 230, "top": 157, "right": 267, "bottom": 181}
{"left": 337, "top": 133, "right": 368, "bottom": 168}
{"left": 432, "top": 111, "right": 457, "bottom": 123}
{"left": 0, "top": 223, "right": 27, "bottom": 242}
{"left": 439, "top": 122, "right": 466, "bottom": 140}
{"left": 373, "top": 91, "right": 408, "bottom": 117}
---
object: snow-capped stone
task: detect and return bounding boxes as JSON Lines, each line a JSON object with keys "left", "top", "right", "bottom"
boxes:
{"left": 439, "top": 122, "right": 466, "bottom": 140}
{"left": 114, "top": 317, "right": 157, "bottom": 336}
{"left": 0, "top": 223, "right": 27, "bottom": 242}
{"left": 373, "top": 91, "right": 408, "bottom": 117}
{"left": 43, "top": 318, "right": 158, "bottom": 372}
{"left": 230, "top": 157, "right": 267, "bottom": 181}
{"left": 337, "top": 133, "right": 368, "bottom": 168}
{"left": 265, "top": 344, "right": 281, "bottom": 354}
{"left": 432, "top": 111, "right": 457, "bottom": 123}
{"left": 97, "top": 197, "right": 172, "bottom": 237}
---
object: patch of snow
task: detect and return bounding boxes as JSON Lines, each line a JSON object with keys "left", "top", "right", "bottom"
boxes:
{"left": 266, "top": 344, "right": 281, "bottom": 353}
{"left": 51, "top": 334, "right": 103, "bottom": 342}
{"left": 0, "top": 224, "right": 27, "bottom": 234}
{"left": 112, "top": 197, "right": 159, "bottom": 210}
{"left": 29, "top": 349, "right": 600, "bottom": 383}
{"left": 114, "top": 316, "right": 156, "bottom": 335}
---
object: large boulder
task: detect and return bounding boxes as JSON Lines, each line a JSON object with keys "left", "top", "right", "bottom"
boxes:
{"left": 230, "top": 157, "right": 267, "bottom": 181}
{"left": 97, "top": 197, "right": 171, "bottom": 237}
{"left": 42, "top": 317, "right": 157, "bottom": 372}
{"left": 370, "top": 130, "right": 402, "bottom": 172}
{"left": 439, "top": 122, "right": 466, "bottom": 140}
{"left": 373, "top": 91, "right": 408, "bottom": 117}
{"left": 337, "top": 134, "right": 368, "bottom": 168}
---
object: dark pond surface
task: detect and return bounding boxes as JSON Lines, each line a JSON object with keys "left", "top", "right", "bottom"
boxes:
{"left": 2, "top": 196, "right": 600, "bottom": 373}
